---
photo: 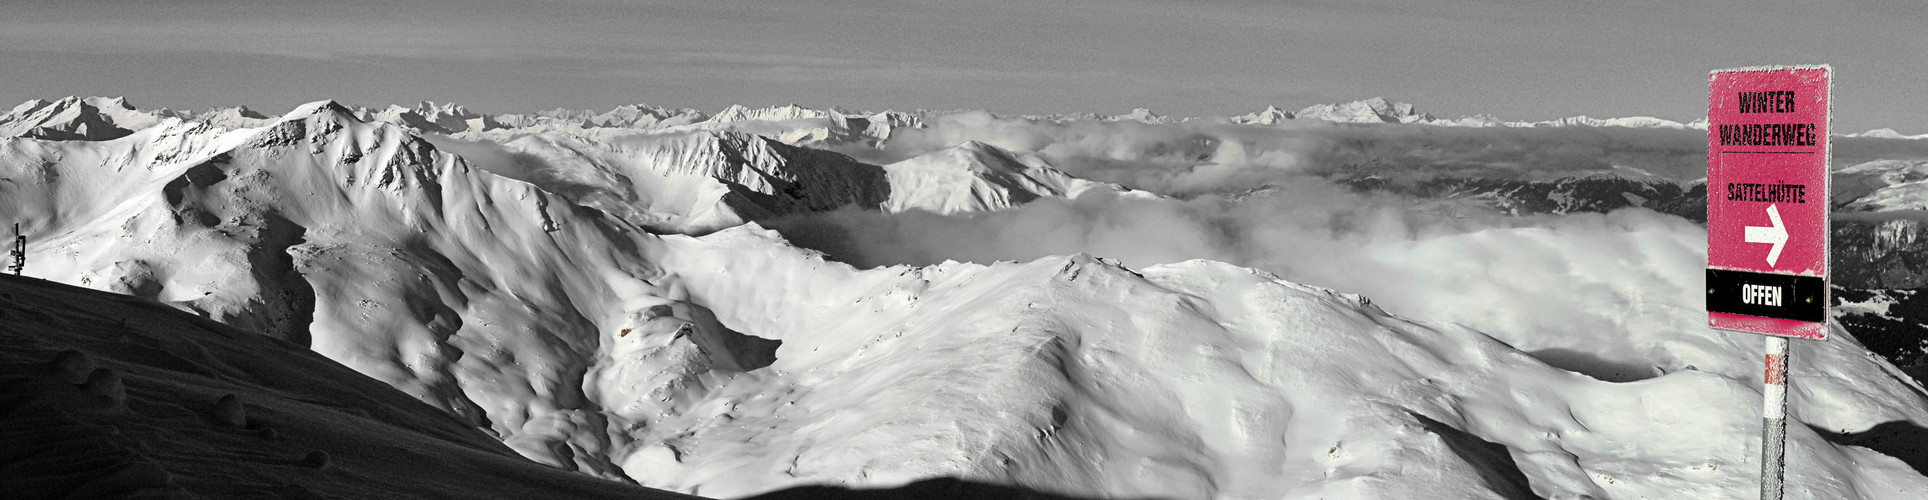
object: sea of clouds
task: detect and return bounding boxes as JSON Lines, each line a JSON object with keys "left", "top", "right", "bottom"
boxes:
{"left": 774, "top": 113, "right": 1928, "bottom": 381}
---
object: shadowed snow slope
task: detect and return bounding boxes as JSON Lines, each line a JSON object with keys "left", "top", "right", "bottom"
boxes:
{"left": 0, "top": 274, "right": 698, "bottom": 499}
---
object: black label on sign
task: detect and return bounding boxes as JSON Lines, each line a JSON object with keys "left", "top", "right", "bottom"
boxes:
{"left": 1706, "top": 269, "right": 1826, "bottom": 323}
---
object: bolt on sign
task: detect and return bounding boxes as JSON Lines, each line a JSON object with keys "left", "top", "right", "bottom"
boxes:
{"left": 1706, "top": 66, "right": 1830, "bottom": 340}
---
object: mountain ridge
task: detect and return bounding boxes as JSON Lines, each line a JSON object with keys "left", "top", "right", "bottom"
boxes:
{"left": 27, "top": 96, "right": 1928, "bottom": 142}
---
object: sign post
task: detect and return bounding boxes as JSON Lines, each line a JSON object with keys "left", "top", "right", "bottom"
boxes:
{"left": 1706, "top": 65, "right": 1831, "bottom": 500}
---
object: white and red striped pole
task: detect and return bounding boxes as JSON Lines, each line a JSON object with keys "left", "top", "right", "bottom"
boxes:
{"left": 1761, "top": 335, "right": 1789, "bottom": 500}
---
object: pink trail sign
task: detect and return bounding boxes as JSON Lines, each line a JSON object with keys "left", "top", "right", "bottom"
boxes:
{"left": 1705, "top": 66, "right": 1830, "bottom": 340}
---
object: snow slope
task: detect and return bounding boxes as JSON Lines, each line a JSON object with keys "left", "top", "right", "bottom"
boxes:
{"left": 0, "top": 273, "right": 698, "bottom": 499}
{"left": 1837, "top": 160, "right": 1928, "bottom": 212}
{"left": 2, "top": 100, "right": 693, "bottom": 479}
{"left": 636, "top": 225, "right": 1928, "bottom": 499}
{"left": 0, "top": 100, "right": 1132, "bottom": 488}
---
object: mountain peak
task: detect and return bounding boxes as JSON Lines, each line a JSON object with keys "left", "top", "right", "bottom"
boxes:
{"left": 1232, "top": 105, "right": 1294, "bottom": 125}
{"left": 85, "top": 96, "right": 136, "bottom": 110}
{"left": 954, "top": 139, "right": 996, "bottom": 151}
{"left": 1296, "top": 97, "right": 1431, "bottom": 124}
{"left": 707, "top": 103, "right": 829, "bottom": 124}
{"left": 1112, "top": 108, "right": 1170, "bottom": 123}
{"left": 284, "top": 99, "right": 360, "bottom": 121}
{"left": 0, "top": 96, "right": 161, "bottom": 140}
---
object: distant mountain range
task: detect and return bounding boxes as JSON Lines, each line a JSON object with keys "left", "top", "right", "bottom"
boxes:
{"left": 12, "top": 95, "right": 1924, "bottom": 146}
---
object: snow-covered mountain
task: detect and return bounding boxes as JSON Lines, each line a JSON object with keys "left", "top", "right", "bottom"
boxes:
{"left": 1520, "top": 115, "right": 1696, "bottom": 130}
{"left": 1229, "top": 105, "right": 1293, "bottom": 125}
{"left": 460, "top": 128, "right": 894, "bottom": 234}
{"left": 0, "top": 98, "right": 1140, "bottom": 488}
{"left": 30, "top": 96, "right": 1913, "bottom": 149}
{"left": 0, "top": 274, "right": 700, "bottom": 499}
{"left": 1337, "top": 169, "right": 1697, "bottom": 218}
{"left": 587, "top": 104, "right": 710, "bottom": 129}
{"left": 1219, "top": 97, "right": 1705, "bottom": 131}
{"left": 8, "top": 96, "right": 1928, "bottom": 499}
{"left": 1837, "top": 160, "right": 1928, "bottom": 212}
{"left": 436, "top": 127, "right": 1114, "bottom": 233}
{"left": 441, "top": 104, "right": 920, "bottom": 150}
{"left": 1834, "top": 215, "right": 1928, "bottom": 289}
{"left": 365, "top": 101, "right": 506, "bottom": 135}
{"left": 0, "top": 96, "right": 163, "bottom": 141}
{"left": 1294, "top": 97, "right": 1436, "bottom": 124}
{"left": 878, "top": 140, "right": 1130, "bottom": 214}
{"left": 191, "top": 105, "right": 277, "bottom": 130}
{"left": 1849, "top": 128, "right": 1928, "bottom": 140}
{"left": 705, "top": 104, "right": 828, "bottom": 124}
{"left": 1835, "top": 287, "right": 1928, "bottom": 368}
{"left": 4, "top": 100, "right": 677, "bottom": 479}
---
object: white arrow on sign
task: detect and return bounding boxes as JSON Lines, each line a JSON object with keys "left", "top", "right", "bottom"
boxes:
{"left": 1745, "top": 204, "right": 1789, "bottom": 267}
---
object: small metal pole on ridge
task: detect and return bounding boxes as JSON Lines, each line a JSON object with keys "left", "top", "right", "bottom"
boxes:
{"left": 1761, "top": 335, "right": 1788, "bottom": 499}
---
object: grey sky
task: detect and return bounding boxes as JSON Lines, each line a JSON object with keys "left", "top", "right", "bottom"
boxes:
{"left": 3, "top": 0, "right": 1923, "bottom": 134}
